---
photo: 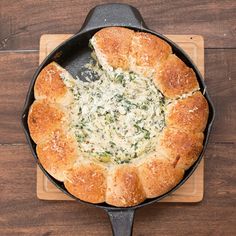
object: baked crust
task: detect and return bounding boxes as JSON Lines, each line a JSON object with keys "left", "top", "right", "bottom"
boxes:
{"left": 106, "top": 166, "right": 146, "bottom": 207}
{"left": 129, "top": 32, "right": 172, "bottom": 76}
{"left": 138, "top": 158, "right": 184, "bottom": 198}
{"left": 64, "top": 163, "right": 107, "bottom": 203}
{"left": 36, "top": 129, "right": 77, "bottom": 181}
{"left": 153, "top": 54, "right": 199, "bottom": 98}
{"left": 166, "top": 92, "right": 209, "bottom": 132}
{"left": 92, "top": 27, "right": 134, "bottom": 70}
{"left": 34, "top": 62, "right": 72, "bottom": 105}
{"left": 28, "top": 100, "right": 65, "bottom": 143}
{"left": 34, "top": 62, "right": 66, "bottom": 101}
{"left": 27, "top": 27, "right": 209, "bottom": 207}
{"left": 159, "top": 128, "right": 204, "bottom": 170}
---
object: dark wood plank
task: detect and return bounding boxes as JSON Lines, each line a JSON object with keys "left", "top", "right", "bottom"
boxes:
{"left": 0, "top": 0, "right": 235, "bottom": 50}
{"left": 0, "top": 51, "right": 38, "bottom": 144}
{"left": 205, "top": 49, "right": 236, "bottom": 143}
{"left": 0, "top": 144, "right": 235, "bottom": 235}
{"left": 0, "top": 49, "right": 235, "bottom": 144}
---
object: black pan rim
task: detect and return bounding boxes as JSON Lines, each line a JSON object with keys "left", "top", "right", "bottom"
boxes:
{"left": 21, "top": 25, "right": 215, "bottom": 211}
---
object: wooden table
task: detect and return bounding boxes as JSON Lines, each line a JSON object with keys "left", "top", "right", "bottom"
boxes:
{"left": 0, "top": 1, "right": 235, "bottom": 235}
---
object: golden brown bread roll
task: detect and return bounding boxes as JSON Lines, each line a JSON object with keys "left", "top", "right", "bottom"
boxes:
{"left": 166, "top": 91, "right": 209, "bottom": 132}
{"left": 158, "top": 128, "right": 204, "bottom": 170}
{"left": 153, "top": 54, "right": 199, "bottom": 98}
{"left": 28, "top": 100, "right": 65, "bottom": 143}
{"left": 28, "top": 27, "right": 209, "bottom": 207}
{"left": 138, "top": 157, "right": 184, "bottom": 198}
{"left": 64, "top": 163, "right": 107, "bottom": 203}
{"left": 36, "top": 129, "right": 78, "bottom": 181}
{"left": 129, "top": 32, "right": 172, "bottom": 76}
{"left": 106, "top": 166, "right": 146, "bottom": 207}
{"left": 91, "top": 27, "right": 134, "bottom": 71}
{"left": 34, "top": 62, "right": 73, "bottom": 105}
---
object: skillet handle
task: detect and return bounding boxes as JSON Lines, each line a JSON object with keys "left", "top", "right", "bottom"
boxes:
{"left": 106, "top": 209, "right": 135, "bottom": 236}
{"left": 79, "top": 3, "right": 147, "bottom": 32}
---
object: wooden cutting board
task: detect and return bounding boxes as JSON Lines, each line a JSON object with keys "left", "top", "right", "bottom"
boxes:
{"left": 37, "top": 34, "right": 204, "bottom": 202}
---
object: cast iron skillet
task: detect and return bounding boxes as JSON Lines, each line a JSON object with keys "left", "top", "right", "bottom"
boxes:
{"left": 21, "top": 3, "right": 215, "bottom": 236}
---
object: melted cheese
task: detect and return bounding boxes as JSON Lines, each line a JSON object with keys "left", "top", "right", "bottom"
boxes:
{"left": 62, "top": 62, "right": 165, "bottom": 164}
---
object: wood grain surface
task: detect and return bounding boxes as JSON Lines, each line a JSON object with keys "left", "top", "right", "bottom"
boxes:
{"left": 0, "top": 0, "right": 235, "bottom": 49}
{"left": 0, "top": 1, "right": 236, "bottom": 236}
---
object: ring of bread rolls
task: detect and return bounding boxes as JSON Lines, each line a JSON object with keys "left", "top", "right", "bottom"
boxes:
{"left": 28, "top": 27, "right": 209, "bottom": 207}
